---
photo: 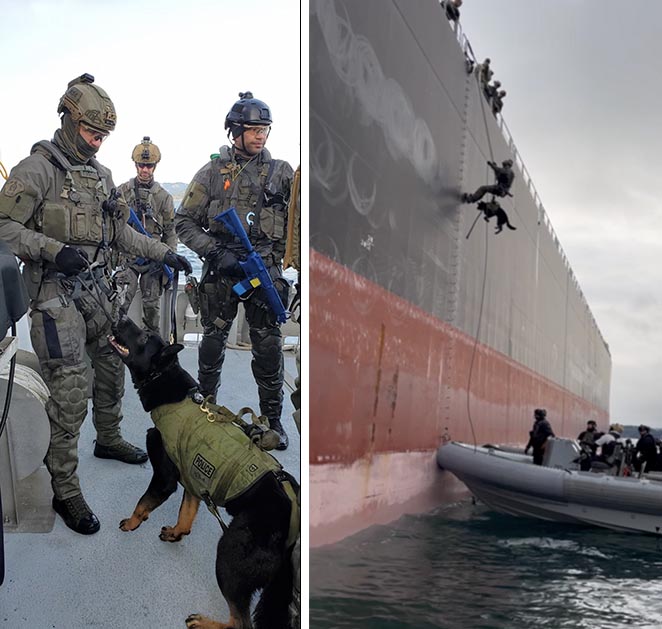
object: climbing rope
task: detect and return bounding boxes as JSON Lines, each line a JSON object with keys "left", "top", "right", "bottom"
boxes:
{"left": 0, "top": 160, "right": 8, "bottom": 181}
{"left": 465, "top": 71, "right": 498, "bottom": 450}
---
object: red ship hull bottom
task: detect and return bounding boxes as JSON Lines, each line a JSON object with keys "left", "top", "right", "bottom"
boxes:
{"left": 311, "top": 451, "right": 468, "bottom": 547}
{"left": 310, "top": 250, "right": 608, "bottom": 546}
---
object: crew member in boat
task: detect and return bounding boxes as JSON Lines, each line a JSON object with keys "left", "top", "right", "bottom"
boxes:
{"left": 634, "top": 424, "right": 658, "bottom": 473}
{"left": 576, "top": 420, "right": 603, "bottom": 470}
{"left": 594, "top": 423, "right": 623, "bottom": 463}
{"left": 577, "top": 420, "right": 602, "bottom": 451}
{"left": 524, "top": 408, "right": 554, "bottom": 465}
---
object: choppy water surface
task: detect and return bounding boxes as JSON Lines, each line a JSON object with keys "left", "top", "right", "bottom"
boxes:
{"left": 310, "top": 501, "right": 662, "bottom": 628}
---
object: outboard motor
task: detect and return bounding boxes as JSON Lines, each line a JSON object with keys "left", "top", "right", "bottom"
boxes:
{"left": 0, "top": 241, "right": 29, "bottom": 586}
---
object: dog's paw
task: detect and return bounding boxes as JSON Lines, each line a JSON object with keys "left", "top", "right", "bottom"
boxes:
{"left": 185, "top": 613, "right": 228, "bottom": 628}
{"left": 119, "top": 516, "right": 141, "bottom": 531}
{"left": 159, "top": 525, "right": 190, "bottom": 542}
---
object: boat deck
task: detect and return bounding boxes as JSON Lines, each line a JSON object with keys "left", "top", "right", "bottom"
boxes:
{"left": 0, "top": 342, "right": 300, "bottom": 628}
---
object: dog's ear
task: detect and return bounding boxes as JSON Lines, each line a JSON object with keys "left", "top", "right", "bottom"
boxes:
{"left": 160, "top": 343, "right": 185, "bottom": 360}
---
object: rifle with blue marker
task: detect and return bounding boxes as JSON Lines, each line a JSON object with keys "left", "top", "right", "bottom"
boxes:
{"left": 127, "top": 207, "right": 174, "bottom": 285}
{"left": 213, "top": 207, "right": 289, "bottom": 324}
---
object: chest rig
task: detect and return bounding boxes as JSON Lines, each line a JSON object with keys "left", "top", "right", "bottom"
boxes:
{"left": 128, "top": 178, "right": 162, "bottom": 238}
{"left": 32, "top": 141, "right": 113, "bottom": 258}
{"left": 206, "top": 147, "right": 274, "bottom": 247}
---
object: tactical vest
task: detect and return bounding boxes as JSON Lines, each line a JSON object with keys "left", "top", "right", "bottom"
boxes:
{"left": 206, "top": 147, "right": 283, "bottom": 257}
{"left": 151, "top": 397, "right": 283, "bottom": 504}
{"left": 122, "top": 179, "right": 163, "bottom": 238}
{"left": 30, "top": 141, "right": 112, "bottom": 249}
{"left": 150, "top": 398, "right": 299, "bottom": 547}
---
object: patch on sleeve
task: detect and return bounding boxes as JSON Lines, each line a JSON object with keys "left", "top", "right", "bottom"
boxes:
{"left": 180, "top": 181, "right": 208, "bottom": 211}
{"left": 2, "top": 178, "right": 25, "bottom": 198}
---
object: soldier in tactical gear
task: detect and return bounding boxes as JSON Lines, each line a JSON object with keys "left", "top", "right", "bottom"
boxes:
{"left": 175, "top": 91, "right": 293, "bottom": 450}
{"left": 115, "top": 137, "right": 177, "bottom": 332}
{"left": 462, "top": 159, "right": 515, "bottom": 203}
{"left": 0, "top": 74, "right": 192, "bottom": 536}
{"left": 492, "top": 89, "right": 507, "bottom": 115}
{"left": 524, "top": 408, "right": 555, "bottom": 465}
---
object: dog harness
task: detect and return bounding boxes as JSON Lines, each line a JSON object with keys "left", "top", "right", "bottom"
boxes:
{"left": 150, "top": 397, "right": 299, "bottom": 547}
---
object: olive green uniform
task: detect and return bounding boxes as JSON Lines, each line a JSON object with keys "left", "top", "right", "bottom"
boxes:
{"left": 116, "top": 178, "right": 176, "bottom": 332}
{"left": 0, "top": 139, "right": 173, "bottom": 500}
{"left": 284, "top": 165, "right": 301, "bottom": 629}
{"left": 174, "top": 146, "right": 293, "bottom": 424}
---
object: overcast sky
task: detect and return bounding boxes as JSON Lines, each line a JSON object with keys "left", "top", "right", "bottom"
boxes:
{"left": 0, "top": 0, "right": 301, "bottom": 186}
{"left": 457, "top": 0, "right": 662, "bottom": 427}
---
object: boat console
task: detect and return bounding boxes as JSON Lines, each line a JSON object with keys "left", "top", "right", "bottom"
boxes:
{"left": 542, "top": 438, "right": 582, "bottom": 469}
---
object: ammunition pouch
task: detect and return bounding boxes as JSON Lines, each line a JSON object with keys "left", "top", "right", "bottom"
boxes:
{"left": 259, "top": 200, "right": 286, "bottom": 240}
{"left": 185, "top": 275, "right": 200, "bottom": 314}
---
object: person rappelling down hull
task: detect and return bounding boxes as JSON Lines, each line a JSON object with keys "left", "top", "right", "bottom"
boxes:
{"left": 462, "top": 159, "right": 515, "bottom": 203}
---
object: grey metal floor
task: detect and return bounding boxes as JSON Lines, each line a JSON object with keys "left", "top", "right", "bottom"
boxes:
{"left": 0, "top": 343, "right": 301, "bottom": 628}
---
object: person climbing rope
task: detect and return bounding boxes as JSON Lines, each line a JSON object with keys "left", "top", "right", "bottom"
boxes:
{"left": 462, "top": 159, "right": 514, "bottom": 203}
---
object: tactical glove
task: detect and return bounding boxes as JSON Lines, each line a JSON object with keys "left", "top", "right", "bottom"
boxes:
{"left": 211, "top": 249, "right": 243, "bottom": 276}
{"left": 163, "top": 252, "right": 192, "bottom": 275}
{"left": 55, "top": 246, "right": 89, "bottom": 276}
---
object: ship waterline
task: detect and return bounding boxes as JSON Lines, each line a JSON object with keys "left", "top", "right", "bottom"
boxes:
{"left": 311, "top": 252, "right": 609, "bottom": 545}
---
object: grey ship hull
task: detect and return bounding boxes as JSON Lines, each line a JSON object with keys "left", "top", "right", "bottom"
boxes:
{"left": 309, "top": 0, "right": 611, "bottom": 546}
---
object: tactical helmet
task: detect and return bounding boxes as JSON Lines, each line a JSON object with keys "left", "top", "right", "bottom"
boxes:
{"left": 57, "top": 73, "right": 116, "bottom": 133}
{"left": 131, "top": 136, "right": 161, "bottom": 164}
{"left": 224, "top": 91, "right": 272, "bottom": 135}
{"left": 503, "top": 159, "right": 513, "bottom": 168}
{"left": 534, "top": 408, "right": 547, "bottom": 419}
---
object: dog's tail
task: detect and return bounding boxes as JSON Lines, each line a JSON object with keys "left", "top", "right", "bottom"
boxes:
{"left": 253, "top": 547, "right": 294, "bottom": 629}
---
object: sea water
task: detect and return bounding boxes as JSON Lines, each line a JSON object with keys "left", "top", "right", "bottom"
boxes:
{"left": 310, "top": 501, "right": 662, "bottom": 629}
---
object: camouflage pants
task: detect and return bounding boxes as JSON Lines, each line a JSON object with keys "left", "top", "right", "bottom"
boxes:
{"left": 197, "top": 273, "right": 285, "bottom": 422}
{"left": 290, "top": 534, "right": 301, "bottom": 629}
{"left": 114, "top": 265, "right": 165, "bottom": 333}
{"left": 30, "top": 279, "right": 125, "bottom": 499}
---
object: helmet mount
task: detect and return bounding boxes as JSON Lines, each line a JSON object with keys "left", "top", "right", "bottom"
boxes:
{"left": 58, "top": 73, "right": 116, "bottom": 133}
{"left": 224, "top": 91, "right": 272, "bottom": 139}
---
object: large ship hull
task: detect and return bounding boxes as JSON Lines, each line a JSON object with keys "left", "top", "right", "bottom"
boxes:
{"left": 310, "top": 0, "right": 611, "bottom": 546}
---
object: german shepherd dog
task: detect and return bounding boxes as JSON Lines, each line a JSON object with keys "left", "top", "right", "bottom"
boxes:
{"left": 109, "top": 315, "right": 296, "bottom": 629}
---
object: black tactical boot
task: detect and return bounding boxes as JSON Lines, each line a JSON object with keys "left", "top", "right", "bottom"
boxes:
{"left": 269, "top": 419, "right": 289, "bottom": 451}
{"left": 52, "top": 494, "right": 100, "bottom": 535}
{"left": 94, "top": 439, "right": 148, "bottom": 464}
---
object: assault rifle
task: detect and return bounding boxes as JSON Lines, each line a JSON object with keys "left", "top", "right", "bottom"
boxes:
{"left": 127, "top": 207, "right": 174, "bottom": 285}
{"left": 213, "top": 207, "right": 289, "bottom": 324}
